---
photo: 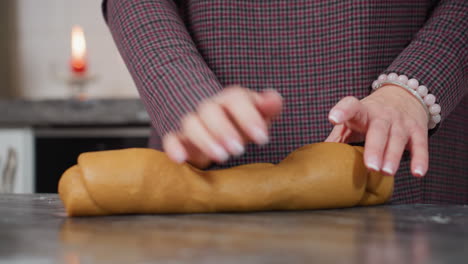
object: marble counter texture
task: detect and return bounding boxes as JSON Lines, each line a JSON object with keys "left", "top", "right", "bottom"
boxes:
{"left": 1, "top": 194, "right": 468, "bottom": 264}
{"left": 0, "top": 99, "right": 150, "bottom": 127}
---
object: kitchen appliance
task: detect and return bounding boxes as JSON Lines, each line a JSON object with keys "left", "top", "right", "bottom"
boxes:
{"left": 0, "top": 128, "right": 34, "bottom": 193}
{"left": 1, "top": 148, "right": 17, "bottom": 193}
{"left": 34, "top": 126, "right": 150, "bottom": 193}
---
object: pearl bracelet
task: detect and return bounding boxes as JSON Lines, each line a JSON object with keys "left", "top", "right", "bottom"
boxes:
{"left": 372, "top": 73, "right": 441, "bottom": 129}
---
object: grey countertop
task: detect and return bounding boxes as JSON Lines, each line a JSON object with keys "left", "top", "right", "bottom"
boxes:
{"left": 0, "top": 99, "right": 150, "bottom": 127}
{"left": 1, "top": 194, "right": 467, "bottom": 264}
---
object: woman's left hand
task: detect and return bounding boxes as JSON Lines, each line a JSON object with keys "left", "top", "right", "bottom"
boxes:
{"left": 325, "top": 85, "right": 430, "bottom": 177}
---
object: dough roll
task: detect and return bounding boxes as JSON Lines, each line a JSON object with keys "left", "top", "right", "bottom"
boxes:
{"left": 58, "top": 142, "right": 393, "bottom": 216}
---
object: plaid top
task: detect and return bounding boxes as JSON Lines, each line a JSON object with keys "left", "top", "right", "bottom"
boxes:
{"left": 104, "top": 0, "right": 468, "bottom": 204}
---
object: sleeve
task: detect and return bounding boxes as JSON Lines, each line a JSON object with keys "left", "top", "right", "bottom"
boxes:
{"left": 384, "top": 0, "right": 468, "bottom": 128}
{"left": 102, "top": 0, "right": 223, "bottom": 136}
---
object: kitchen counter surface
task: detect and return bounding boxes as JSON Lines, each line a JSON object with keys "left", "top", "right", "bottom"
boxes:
{"left": 1, "top": 194, "right": 467, "bottom": 264}
{"left": 0, "top": 99, "right": 150, "bottom": 127}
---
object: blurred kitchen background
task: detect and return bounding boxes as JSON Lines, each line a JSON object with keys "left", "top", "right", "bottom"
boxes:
{"left": 0, "top": 0, "right": 151, "bottom": 194}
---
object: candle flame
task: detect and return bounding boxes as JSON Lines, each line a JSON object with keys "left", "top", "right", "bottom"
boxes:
{"left": 71, "top": 25, "right": 86, "bottom": 59}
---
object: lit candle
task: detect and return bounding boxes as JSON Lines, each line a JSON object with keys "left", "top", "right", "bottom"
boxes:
{"left": 70, "top": 25, "right": 87, "bottom": 74}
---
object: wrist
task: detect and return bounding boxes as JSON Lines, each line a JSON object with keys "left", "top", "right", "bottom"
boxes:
{"left": 373, "top": 84, "right": 429, "bottom": 125}
{"left": 372, "top": 73, "right": 441, "bottom": 129}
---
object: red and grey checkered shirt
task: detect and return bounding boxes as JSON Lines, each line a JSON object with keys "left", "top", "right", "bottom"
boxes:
{"left": 104, "top": 0, "right": 468, "bottom": 204}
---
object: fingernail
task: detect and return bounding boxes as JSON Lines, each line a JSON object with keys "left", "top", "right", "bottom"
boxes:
{"left": 264, "top": 88, "right": 278, "bottom": 93}
{"left": 210, "top": 143, "right": 229, "bottom": 162}
{"left": 172, "top": 149, "right": 186, "bottom": 164}
{"left": 226, "top": 138, "right": 245, "bottom": 156}
{"left": 414, "top": 166, "right": 425, "bottom": 177}
{"left": 251, "top": 126, "right": 269, "bottom": 145}
{"left": 382, "top": 162, "right": 395, "bottom": 175}
{"left": 329, "top": 110, "right": 344, "bottom": 124}
{"left": 264, "top": 88, "right": 282, "bottom": 97}
{"left": 366, "top": 156, "right": 380, "bottom": 171}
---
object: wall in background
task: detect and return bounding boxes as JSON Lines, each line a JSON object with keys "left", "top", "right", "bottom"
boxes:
{"left": 0, "top": 1, "right": 16, "bottom": 98}
{"left": 10, "top": 0, "right": 139, "bottom": 99}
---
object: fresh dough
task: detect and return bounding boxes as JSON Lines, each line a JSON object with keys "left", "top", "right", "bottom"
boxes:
{"left": 58, "top": 142, "right": 393, "bottom": 216}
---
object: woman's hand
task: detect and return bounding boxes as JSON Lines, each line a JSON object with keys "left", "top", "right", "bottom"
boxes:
{"left": 163, "top": 86, "right": 283, "bottom": 169}
{"left": 325, "top": 85, "right": 429, "bottom": 177}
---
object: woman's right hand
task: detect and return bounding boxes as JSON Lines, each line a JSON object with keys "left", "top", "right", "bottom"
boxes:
{"left": 162, "top": 86, "right": 283, "bottom": 169}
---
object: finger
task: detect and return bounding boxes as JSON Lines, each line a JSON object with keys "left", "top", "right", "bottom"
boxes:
{"left": 197, "top": 100, "right": 245, "bottom": 156}
{"left": 364, "top": 119, "right": 391, "bottom": 171}
{"left": 407, "top": 127, "right": 429, "bottom": 177}
{"left": 325, "top": 124, "right": 346, "bottom": 142}
{"left": 178, "top": 134, "right": 213, "bottom": 169}
{"left": 215, "top": 87, "right": 269, "bottom": 145}
{"left": 325, "top": 124, "right": 364, "bottom": 143}
{"left": 381, "top": 124, "right": 409, "bottom": 176}
{"left": 253, "top": 89, "right": 283, "bottom": 121}
{"left": 163, "top": 132, "right": 212, "bottom": 168}
{"left": 181, "top": 113, "right": 230, "bottom": 163}
{"left": 162, "top": 132, "right": 187, "bottom": 164}
{"left": 328, "top": 96, "right": 368, "bottom": 133}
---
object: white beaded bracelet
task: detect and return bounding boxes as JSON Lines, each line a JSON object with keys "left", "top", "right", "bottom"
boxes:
{"left": 372, "top": 73, "right": 441, "bottom": 129}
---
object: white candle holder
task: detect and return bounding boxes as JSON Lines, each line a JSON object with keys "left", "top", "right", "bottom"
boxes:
{"left": 66, "top": 72, "right": 97, "bottom": 102}
{"left": 50, "top": 61, "right": 98, "bottom": 107}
